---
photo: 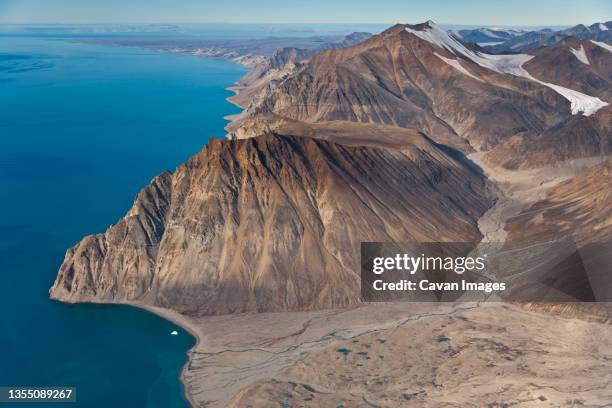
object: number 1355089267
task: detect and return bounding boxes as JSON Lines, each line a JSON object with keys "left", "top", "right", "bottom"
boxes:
{"left": 0, "top": 387, "right": 76, "bottom": 403}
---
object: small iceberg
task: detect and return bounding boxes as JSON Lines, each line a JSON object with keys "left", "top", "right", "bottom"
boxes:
{"left": 170, "top": 330, "right": 178, "bottom": 336}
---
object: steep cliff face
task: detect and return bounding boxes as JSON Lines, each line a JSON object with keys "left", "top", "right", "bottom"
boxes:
{"left": 51, "top": 133, "right": 492, "bottom": 315}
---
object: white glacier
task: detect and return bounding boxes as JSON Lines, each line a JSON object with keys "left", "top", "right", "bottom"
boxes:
{"left": 591, "top": 40, "right": 612, "bottom": 53}
{"left": 477, "top": 41, "right": 504, "bottom": 47}
{"left": 435, "top": 52, "right": 482, "bottom": 81}
{"left": 570, "top": 44, "right": 590, "bottom": 65}
{"left": 406, "top": 22, "right": 608, "bottom": 116}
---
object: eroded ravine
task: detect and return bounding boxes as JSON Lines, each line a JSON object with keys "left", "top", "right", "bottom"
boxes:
{"left": 467, "top": 152, "right": 607, "bottom": 257}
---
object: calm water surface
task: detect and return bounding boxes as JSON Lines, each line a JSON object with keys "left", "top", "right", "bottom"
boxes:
{"left": 0, "top": 36, "right": 246, "bottom": 407}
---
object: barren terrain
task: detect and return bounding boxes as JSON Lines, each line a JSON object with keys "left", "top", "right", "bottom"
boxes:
{"left": 143, "top": 302, "right": 612, "bottom": 408}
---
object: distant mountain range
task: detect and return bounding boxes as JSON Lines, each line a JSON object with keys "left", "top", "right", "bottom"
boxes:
{"left": 232, "top": 21, "right": 610, "bottom": 162}
{"left": 76, "top": 31, "right": 372, "bottom": 67}
{"left": 456, "top": 21, "right": 612, "bottom": 52}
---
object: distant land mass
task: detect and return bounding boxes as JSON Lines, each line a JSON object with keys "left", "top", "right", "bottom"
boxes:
{"left": 73, "top": 31, "right": 372, "bottom": 67}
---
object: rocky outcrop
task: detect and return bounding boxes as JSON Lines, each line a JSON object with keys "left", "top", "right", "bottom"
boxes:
{"left": 50, "top": 133, "right": 493, "bottom": 315}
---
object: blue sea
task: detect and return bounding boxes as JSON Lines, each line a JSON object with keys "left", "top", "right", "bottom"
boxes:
{"left": 0, "top": 35, "right": 246, "bottom": 407}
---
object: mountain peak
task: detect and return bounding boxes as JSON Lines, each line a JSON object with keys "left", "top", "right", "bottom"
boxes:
{"left": 404, "top": 20, "right": 438, "bottom": 32}
{"left": 403, "top": 21, "right": 471, "bottom": 56}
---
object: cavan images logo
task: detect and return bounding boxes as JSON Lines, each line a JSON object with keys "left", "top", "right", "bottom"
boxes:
{"left": 360, "top": 241, "right": 612, "bottom": 303}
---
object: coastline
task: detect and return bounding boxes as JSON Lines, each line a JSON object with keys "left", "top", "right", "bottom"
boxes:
{"left": 66, "top": 38, "right": 255, "bottom": 132}
{"left": 223, "top": 84, "right": 250, "bottom": 134}
{"left": 47, "top": 296, "right": 201, "bottom": 408}
{"left": 42, "top": 45, "right": 255, "bottom": 407}
{"left": 129, "top": 303, "right": 201, "bottom": 408}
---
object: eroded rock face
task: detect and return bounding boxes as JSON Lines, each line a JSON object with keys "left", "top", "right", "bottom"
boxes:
{"left": 50, "top": 133, "right": 492, "bottom": 315}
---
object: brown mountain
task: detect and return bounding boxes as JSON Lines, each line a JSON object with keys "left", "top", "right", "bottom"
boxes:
{"left": 51, "top": 22, "right": 610, "bottom": 316}
{"left": 231, "top": 22, "right": 612, "bottom": 171}
{"left": 523, "top": 37, "right": 612, "bottom": 100}
{"left": 487, "top": 21, "right": 612, "bottom": 53}
{"left": 50, "top": 133, "right": 492, "bottom": 315}
{"left": 229, "top": 33, "right": 372, "bottom": 109}
{"left": 240, "top": 22, "right": 572, "bottom": 150}
{"left": 228, "top": 47, "right": 311, "bottom": 109}
{"left": 482, "top": 38, "right": 612, "bottom": 169}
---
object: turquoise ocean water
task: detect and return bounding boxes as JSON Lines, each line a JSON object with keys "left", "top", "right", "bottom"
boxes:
{"left": 0, "top": 36, "right": 246, "bottom": 407}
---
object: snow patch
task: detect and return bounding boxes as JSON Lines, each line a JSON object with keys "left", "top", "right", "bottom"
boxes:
{"left": 536, "top": 82, "right": 607, "bottom": 116}
{"left": 478, "top": 42, "right": 504, "bottom": 47}
{"left": 406, "top": 23, "right": 533, "bottom": 75}
{"left": 489, "top": 27, "right": 525, "bottom": 36}
{"left": 405, "top": 22, "right": 608, "bottom": 116}
{"left": 511, "top": 62, "right": 607, "bottom": 116}
{"left": 451, "top": 30, "right": 463, "bottom": 39}
{"left": 480, "top": 28, "right": 503, "bottom": 39}
{"left": 570, "top": 44, "right": 590, "bottom": 65}
{"left": 591, "top": 40, "right": 612, "bottom": 53}
{"left": 599, "top": 23, "right": 609, "bottom": 31}
{"left": 435, "top": 52, "right": 481, "bottom": 81}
